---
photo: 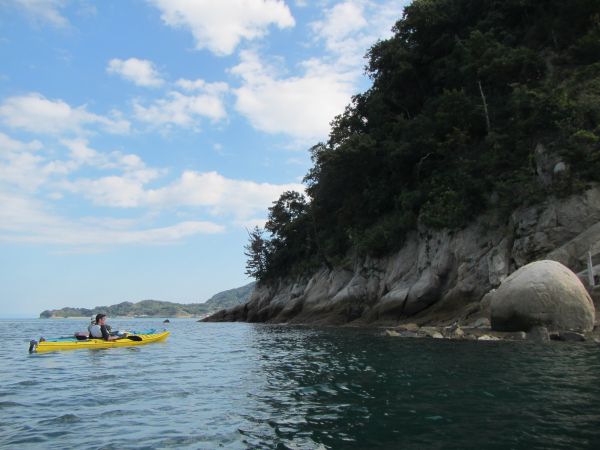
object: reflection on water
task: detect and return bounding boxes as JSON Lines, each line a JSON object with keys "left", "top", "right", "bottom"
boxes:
{"left": 1, "top": 319, "right": 600, "bottom": 449}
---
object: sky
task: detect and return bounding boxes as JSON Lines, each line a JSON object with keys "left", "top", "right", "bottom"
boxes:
{"left": 0, "top": 0, "right": 408, "bottom": 317}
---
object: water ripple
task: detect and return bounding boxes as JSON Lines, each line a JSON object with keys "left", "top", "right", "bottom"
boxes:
{"left": 1, "top": 319, "right": 600, "bottom": 449}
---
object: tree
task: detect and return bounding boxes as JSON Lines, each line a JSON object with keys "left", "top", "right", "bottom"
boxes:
{"left": 264, "top": 190, "right": 308, "bottom": 241}
{"left": 244, "top": 226, "right": 268, "bottom": 280}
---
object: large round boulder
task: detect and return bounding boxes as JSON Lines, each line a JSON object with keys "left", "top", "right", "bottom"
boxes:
{"left": 489, "top": 260, "right": 595, "bottom": 332}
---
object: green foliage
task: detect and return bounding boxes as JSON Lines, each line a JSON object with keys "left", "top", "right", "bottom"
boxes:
{"left": 259, "top": 190, "right": 322, "bottom": 279}
{"left": 354, "top": 211, "right": 414, "bottom": 257}
{"left": 246, "top": 0, "right": 600, "bottom": 282}
{"left": 420, "top": 188, "right": 469, "bottom": 229}
{"left": 244, "top": 226, "right": 268, "bottom": 279}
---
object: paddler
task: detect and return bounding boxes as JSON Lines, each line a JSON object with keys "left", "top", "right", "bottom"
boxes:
{"left": 89, "top": 314, "right": 122, "bottom": 341}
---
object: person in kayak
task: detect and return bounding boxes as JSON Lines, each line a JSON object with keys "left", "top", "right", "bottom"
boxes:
{"left": 87, "top": 316, "right": 96, "bottom": 335}
{"left": 89, "top": 314, "right": 120, "bottom": 341}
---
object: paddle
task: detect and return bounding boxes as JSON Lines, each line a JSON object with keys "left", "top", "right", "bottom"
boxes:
{"left": 84, "top": 335, "right": 142, "bottom": 341}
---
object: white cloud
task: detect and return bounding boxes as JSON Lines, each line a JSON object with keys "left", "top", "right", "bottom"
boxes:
{"left": 145, "top": 170, "right": 304, "bottom": 219}
{"left": 0, "top": 135, "right": 160, "bottom": 197}
{"left": 0, "top": 133, "right": 301, "bottom": 249}
{"left": 0, "top": 133, "right": 76, "bottom": 191}
{"left": 0, "top": 191, "right": 223, "bottom": 246}
{"left": 134, "top": 89, "right": 228, "bottom": 129}
{"left": 315, "top": 1, "right": 367, "bottom": 41}
{"left": 311, "top": 0, "right": 406, "bottom": 69}
{"left": 57, "top": 139, "right": 164, "bottom": 207}
{"left": 175, "top": 78, "right": 228, "bottom": 94}
{"left": 229, "top": 1, "right": 406, "bottom": 142}
{"left": 0, "top": 151, "right": 46, "bottom": 192}
{"left": 61, "top": 138, "right": 99, "bottom": 164}
{"left": 0, "top": 93, "right": 131, "bottom": 135}
{"left": 147, "top": 0, "right": 295, "bottom": 55}
{"left": 7, "top": 0, "right": 69, "bottom": 28}
{"left": 231, "top": 50, "right": 354, "bottom": 141}
{"left": 0, "top": 131, "right": 42, "bottom": 154}
{"left": 60, "top": 138, "right": 158, "bottom": 177}
{"left": 107, "top": 58, "right": 164, "bottom": 87}
{"left": 67, "top": 168, "right": 303, "bottom": 221}
{"left": 0, "top": 135, "right": 225, "bottom": 247}
{"left": 3, "top": 134, "right": 300, "bottom": 222}
{"left": 66, "top": 175, "right": 150, "bottom": 208}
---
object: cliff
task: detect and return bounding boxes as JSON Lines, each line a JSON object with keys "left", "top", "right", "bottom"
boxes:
{"left": 205, "top": 186, "right": 600, "bottom": 326}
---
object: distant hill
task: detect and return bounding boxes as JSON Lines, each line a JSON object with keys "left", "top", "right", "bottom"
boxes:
{"left": 204, "top": 282, "right": 255, "bottom": 309}
{"left": 39, "top": 282, "right": 255, "bottom": 318}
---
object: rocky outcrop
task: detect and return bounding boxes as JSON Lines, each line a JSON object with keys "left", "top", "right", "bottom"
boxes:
{"left": 382, "top": 323, "right": 599, "bottom": 342}
{"left": 205, "top": 186, "right": 600, "bottom": 326}
{"left": 488, "top": 260, "right": 595, "bottom": 332}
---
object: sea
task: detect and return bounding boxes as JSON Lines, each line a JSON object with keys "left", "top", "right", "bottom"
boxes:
{"left": 1, "top": 318, "right": 599, "bottom": 449}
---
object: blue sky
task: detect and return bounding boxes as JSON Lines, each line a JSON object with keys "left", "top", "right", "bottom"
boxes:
{"left": 0, "top": 0, "right": 407, "bottom": 316}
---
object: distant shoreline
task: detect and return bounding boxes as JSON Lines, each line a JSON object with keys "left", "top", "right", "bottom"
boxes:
{"left": 44, "top": 315, "right": 204, "bottom": 319}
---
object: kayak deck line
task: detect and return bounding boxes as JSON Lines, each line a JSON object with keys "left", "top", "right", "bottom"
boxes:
{"left": 29, "top": 331, "right": 170, "bottom": 353}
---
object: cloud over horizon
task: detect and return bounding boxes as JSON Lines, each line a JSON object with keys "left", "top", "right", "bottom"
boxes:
{"left": 0, "top": 133, "right": 302, "bottom": 248}
{"left": 0, "top": 189, "right": 224, "bottom": 247}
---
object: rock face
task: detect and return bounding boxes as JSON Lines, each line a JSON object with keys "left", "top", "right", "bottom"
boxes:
{"left": 488, "top": 260, "right": 595, "bottom": 332}
{"left": 205, "top": 186, "right": 600, "bottom": 326}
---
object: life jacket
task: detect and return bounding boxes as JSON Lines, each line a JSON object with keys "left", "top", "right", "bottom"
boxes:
{"left": 89, "top": 324, "right": 103, "bottom": 338}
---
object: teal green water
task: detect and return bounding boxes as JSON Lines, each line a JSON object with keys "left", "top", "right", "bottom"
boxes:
{"left": 1, "top": 319, "right": 600, "bottom": 449}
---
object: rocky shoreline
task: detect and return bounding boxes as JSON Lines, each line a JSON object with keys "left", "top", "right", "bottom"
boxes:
{"left": 382, "top": 320, "right": 600, "bottom": 343}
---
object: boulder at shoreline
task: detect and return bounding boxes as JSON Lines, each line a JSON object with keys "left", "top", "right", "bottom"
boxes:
{"left": 489, "top": 260, "right": 595, "bottom": 332}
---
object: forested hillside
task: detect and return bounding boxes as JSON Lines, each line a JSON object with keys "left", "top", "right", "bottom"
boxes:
{"left": 246, "top": 0, "right": 600, "bottom": 281}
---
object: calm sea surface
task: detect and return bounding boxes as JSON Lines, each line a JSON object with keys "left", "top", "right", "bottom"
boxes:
{"left": 1, "top": 318, "right": 600, "bottom": 449}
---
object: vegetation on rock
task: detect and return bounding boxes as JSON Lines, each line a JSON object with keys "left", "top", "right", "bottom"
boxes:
{"left": 246, "top": 0, "right": 600, "bottom": 281}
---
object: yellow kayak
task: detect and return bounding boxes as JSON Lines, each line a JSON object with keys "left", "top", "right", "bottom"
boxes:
{"left": 29, "top": 331, "right": 170, "bottom": 353}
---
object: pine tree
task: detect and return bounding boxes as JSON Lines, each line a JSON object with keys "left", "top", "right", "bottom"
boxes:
{"left": 244, "top": 226, "right": 268, "bottom": 279}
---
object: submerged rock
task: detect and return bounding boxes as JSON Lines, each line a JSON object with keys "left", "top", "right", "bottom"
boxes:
{"left": 550, "top": 331, "right": 586, "bottom": 342}
{"left": 469, "top": 317, "right": 491, "bottom": 329}
{"left": 489, "top": 260, "right": 595, "bottom": 332}
{"left": 478, "top": 335, "right": 499, "bottom": 341}
{"left": 527, "top": 326, "right": 550, "bottom": 342}
{"left": 511, "top": 331, "right": 527, "bottom": 340}
{"left": 398, "top": 323, "right": 420, "bottom": 332}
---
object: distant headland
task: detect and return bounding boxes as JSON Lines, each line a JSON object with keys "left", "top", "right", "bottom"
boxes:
{"left": 39, "top": 282, "right": 254, "bottom": 318}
